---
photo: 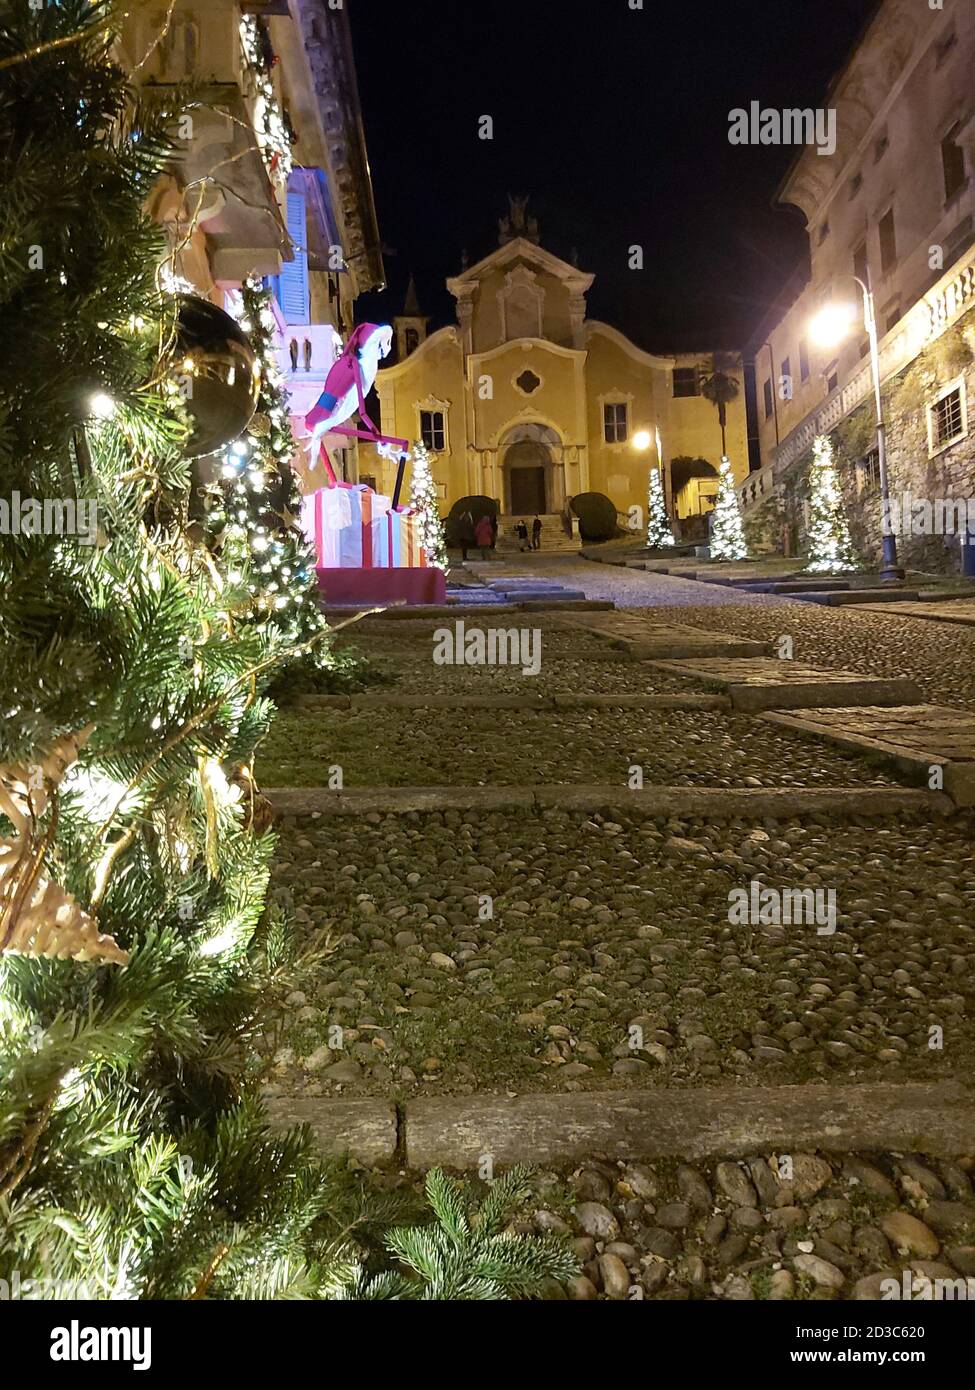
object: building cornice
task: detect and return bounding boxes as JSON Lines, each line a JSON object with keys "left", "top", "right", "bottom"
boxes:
{"left": 446, "top": 237, "right": 595, "bottom": 298}
{"left": 586, "top": 321, "right": 674, "bottom": 371}
{"left": 283, "top": 0, "right": 384, "bottom": 294}
{"left": 376, "top": 326, "right": 459, "bottom": 381}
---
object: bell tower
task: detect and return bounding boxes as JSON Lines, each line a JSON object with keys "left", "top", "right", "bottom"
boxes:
{"left": 394, "top": 275, "right": 429, "bottom": 360}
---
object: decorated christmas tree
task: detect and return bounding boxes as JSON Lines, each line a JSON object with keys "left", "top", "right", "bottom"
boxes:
{"left": 709, "top": 455, "right": 748, "bottom": 560}
{"left": 205, "top": 277, "right": 328, "bottom": 652}
{"left": 0, "top": 0, "right": 569, "bottom": 1301}
{"left": 409, "top": 439, "right": 449, "bottom": 571}
{"left": 646, "top": 465, "right": 675, "bottom": 548}
{"left": 805, "top": 434, "right": 857, "bottom": 573}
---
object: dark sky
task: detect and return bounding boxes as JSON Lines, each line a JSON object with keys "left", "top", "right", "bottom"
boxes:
{"left": 350, "top": 0, "right": 880, "bottom": 353}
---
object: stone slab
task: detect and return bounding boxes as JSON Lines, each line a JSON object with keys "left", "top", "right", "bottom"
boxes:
{"left": 266, "top": 784, "right": 950, "bottom": 819}
{"left": 551, "top": 614, "right": 773, "bottom": 659}
{"left": 763, "top": 704, "right": 975, "bottom": 807}
{"left": 649, "top": 657, "right": 921, "bottom": 711}
{"left": 793, "top": 588, "right": 920, "bottom": 606}
{"left": 405, "top": 1081, "right": 975, "bottom": 1170}
{"left": 264, "top": 1094, "right": 398, "bottom": 1165}
{"left": 294, "top": 692, "right": 729, "bottom": 712}
{"left": 266, "top": 787, "right": 536, "bottom": 816}
{"left": 851, "top": 599, "right": 975, "bottom": 626}
{"left": 737, "top": 579, "right": 851, "bottom": 594}
{"left": 529, "top": 785, "right": 947, "bottom": 817}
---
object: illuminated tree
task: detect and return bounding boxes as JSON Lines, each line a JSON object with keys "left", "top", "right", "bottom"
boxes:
{"left": 646, "top": 466, "right": 674, "bottom": 548}
{"left": 409, "top": 439, "right": 449, "bottom": 571}
{"left": 709, "top": 455, "right": 748, "bottom": 560}
{"left": 805, "top": 433, "right": 856, "bottom": 573}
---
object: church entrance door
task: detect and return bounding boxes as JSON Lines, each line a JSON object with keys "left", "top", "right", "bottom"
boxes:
{"left": 510, "top": 465, "right": 546, "bottom": 514}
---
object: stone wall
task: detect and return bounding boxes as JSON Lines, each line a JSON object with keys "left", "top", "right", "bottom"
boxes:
{"left": 780, "top": 313, "right": 975, "bottom": 574}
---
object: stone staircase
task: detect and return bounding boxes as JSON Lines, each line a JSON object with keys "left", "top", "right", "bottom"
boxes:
{"left": 494, "top": 513, "right": 579, "bottom": 553}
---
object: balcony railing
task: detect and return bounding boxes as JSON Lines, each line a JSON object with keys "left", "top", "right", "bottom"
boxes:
{"left": 768, "top": 241, "right": 975, "bottom": 474}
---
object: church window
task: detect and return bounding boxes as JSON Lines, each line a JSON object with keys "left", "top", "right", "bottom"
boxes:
{"left": 420, "top": 410, "right": 446, "bottom": 451}
{"left": 604, "top": 402, "right": 628, "bottom": 443}
{"left": 515, "top": 369, "right": 541, "bottom": 395}
{"left": 672, "top": 367, "right": 700, "bottom": 397}
{"left": 405, "top": 327, "right": 419, "bottom": 355}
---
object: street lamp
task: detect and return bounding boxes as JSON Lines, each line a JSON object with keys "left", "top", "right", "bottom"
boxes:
{"left": 632, "top": 429, "right": 652, "bottom": 451}
{"left": 808, "top": 274, "right": 903, "bottom": 583}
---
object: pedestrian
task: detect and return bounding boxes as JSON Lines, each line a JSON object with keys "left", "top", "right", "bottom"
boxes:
{"left": 515, "top": 520, "right": 529, "bottom": 552}
{"left": 458, "top": 509, "right": 475, "bottom": 562}
{"left": 531, "top": 515, "right": 542, "bottom": 550}
{"left": 474, "top": 514, "right": 494, "bottom": 560}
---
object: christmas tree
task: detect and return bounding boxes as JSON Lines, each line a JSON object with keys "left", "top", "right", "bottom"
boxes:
{"left": 409, "top": 439, "right": 449, "bottom": 571}
{"left": 205, "top": 276, "right": 330, "bottom": 653}
{"left": 646, "top": 465, "right": 675, "bottom": 548}
{"left": 805, "top": 434, "right": 857, "bottom": 573}
{"left": 709, "top": 455, "right": 748, "bottom": 560}
{"left": 0, "top": 0, "right": 569, "bottom": 1301}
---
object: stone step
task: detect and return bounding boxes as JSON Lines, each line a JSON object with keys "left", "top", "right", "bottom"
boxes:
{"left": 763, "top": 704, "right": 975, "bottom": 806}
{"left": 793, "top": 587, "right": 920, "bottom": 605}
{"left": 266, "top": 784, "right": 947, "bottom": 819}
{"left": 647, "top": 657, "right": 922, "bottom": 711}
{"left": 851, "top": 599, "right": 975, "bottom": 626}
{"left": 736, "top": 579, "right": 852, "bottom": 594}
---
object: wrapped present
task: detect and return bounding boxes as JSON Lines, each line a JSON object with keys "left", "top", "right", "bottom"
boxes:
{"left": 300, "top": 483, "right": 353, "bottom": 567}
{"left": 366, "top": 491, "right": 392, "bottom": 567}
{"left": 388, "top": 506, "right": 427, "bottom": 569}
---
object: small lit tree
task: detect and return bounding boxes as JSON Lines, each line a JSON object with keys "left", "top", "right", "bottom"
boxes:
{"left": 646, "top": 466, "right": 674, "bottom": 548}
{"left": 204, "top": 277, "right": 325, "bottom": 648}
{"left": 709, "top": 455, "right": 748, "bottom": 560}
{"left": 805, "top": 433, "right": 857, "bottom": 573}
{"left": 409, "top": 440, "right": 449, "bottom": 571}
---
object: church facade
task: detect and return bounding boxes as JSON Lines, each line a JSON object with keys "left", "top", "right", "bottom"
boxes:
{"left": 374, "top": 206, "right": 749, "bottom": 531}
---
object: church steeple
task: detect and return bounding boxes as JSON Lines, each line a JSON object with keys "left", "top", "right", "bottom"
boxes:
{"left": 394, "top": 274, "right": 429, "bottom": 358}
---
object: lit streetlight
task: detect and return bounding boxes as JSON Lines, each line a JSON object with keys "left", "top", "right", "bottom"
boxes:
{"left": 808, "top": 276, "right": 903, "bottom": 583}
{"left": 632, "top": 429, "right": 652, "bottom": 451}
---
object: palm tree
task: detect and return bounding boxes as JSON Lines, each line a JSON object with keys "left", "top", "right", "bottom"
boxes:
{"left": 700, "top": 352, "right": 741, "bottom": 458}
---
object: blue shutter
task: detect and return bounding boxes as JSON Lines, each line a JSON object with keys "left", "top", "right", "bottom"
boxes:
{"left": 279, "top": 188, "right": 309, "bottom": 324}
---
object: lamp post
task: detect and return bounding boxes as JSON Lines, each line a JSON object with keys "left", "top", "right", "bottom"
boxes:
{"left": 809, "top": 274, "right": 903, "bottom": 584}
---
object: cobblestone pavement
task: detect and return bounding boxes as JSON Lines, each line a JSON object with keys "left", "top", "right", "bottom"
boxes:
{"left": 520, "top": 555, "right": 975, "bottom": 708}
{"left": 257, "top": 704, "right": 900, "bottom": 788}
{"left": 262, "top": 806, "right": 975, "bottom": 1100}
{"left": 518, "top": 1150, "right": 975, "bottom": 1300}
{"left": 259, "top": 566, "right": 975, "bottom": 1303}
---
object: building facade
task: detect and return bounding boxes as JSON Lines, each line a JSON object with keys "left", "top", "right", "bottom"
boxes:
{"left": 744, "top": 0, "right": 975, "bottom": 570}
{"left": 375, "top": 207, "right": 748, "bottom": 535}
{"left": 118, "top": 0, "right": 382, "bottom": 476}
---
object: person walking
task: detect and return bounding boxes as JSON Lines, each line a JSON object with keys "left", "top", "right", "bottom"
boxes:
{"left": 474, "top": 514, "right": 494, "bottom": 560}
{"left": 515, "top": 520, "right": 529, "bottom": 552}
{"left": 457, "top": 509, "right": 475, "bottom": 562}
{"left": 531, "top": 515, "right": 542, "bottom": 550}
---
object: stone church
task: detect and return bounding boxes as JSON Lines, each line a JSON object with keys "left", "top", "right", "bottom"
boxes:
{"left": 374, "top": 199, "right": 749, "bottom": 534}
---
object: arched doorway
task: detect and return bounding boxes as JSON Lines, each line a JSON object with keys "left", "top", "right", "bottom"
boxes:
{"left": 500, "top": 423, "right": 563, "bottom": 514}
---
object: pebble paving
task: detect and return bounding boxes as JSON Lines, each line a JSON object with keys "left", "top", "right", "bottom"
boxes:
{"left": 259, "top": 559, "right": 975, "bottom": 1301}
{"left": 262, "top": 807, "right": 975, "bottom": 1100}
{"left": 257, "top": 705, "right": 901, "bottom": 788}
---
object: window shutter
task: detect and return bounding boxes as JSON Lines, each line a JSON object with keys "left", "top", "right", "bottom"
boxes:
{"left": 279, "top": 188, "right": 309, "bottom": 324}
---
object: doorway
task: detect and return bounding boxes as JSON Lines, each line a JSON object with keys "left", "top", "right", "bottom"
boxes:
{"left": 504, "top": 437, "right": 550, "bottom": 513}
{"left": 510, "top": 465, "right": 546, "bottom": 513}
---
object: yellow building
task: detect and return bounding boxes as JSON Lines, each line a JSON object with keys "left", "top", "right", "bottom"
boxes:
{"left": 375, "top": 204, "right": 749, "bottom": 537}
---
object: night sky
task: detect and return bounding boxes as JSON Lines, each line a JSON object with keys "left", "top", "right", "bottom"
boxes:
{"left": 351, "top": 0, "right": 880, "bottom": 353}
